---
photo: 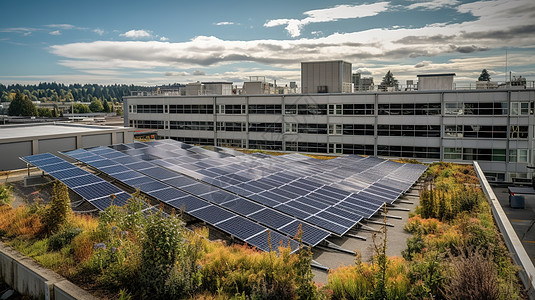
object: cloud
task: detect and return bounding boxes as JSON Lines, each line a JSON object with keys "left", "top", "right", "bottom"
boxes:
{"left": 0, "top": 27, "right": 37, "bottom": 35}
{"left": 45, "top": 24, "right": 75, "bottom": 30}
{"left": 165, "top": 71, "right": 188, "bottom": 76}
{"left": 414, "top": 61, "right": 432, "bottom": 68}
{"left": 215, "top": 21, "right": 235, "bottom": 26}
{"left": 264, "top": 2, "right": 389, "bottom": 37}
{"left": 407, "top": 0, "right": 460, "bottom": 10}
{"left": 120, "top": 29, "right": 152, "bottom": 39}
{"left": 93, "top": 28, "right": 104, "bottom": 36}
{"left": 192, "top": 70, "right": 205, "bottom": 75}
{"left": 160, "top": 36, "right": 169, "bottom": 41}
{"left": 45, "top": 0, "right": 535, "bottom": 85}
{"left": 49, "top": 30, "right": 61, "bottom": 36}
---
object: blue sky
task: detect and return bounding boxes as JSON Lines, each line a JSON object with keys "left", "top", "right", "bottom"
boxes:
{"left": 0, "top": 0, "right": 534, "bottom": 86}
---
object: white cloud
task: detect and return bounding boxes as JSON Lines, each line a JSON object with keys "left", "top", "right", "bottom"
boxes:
{"left": 407, "top": 0, "right": 460, "bottom": 10}
{"left": 93, "top": 28, "right": 104, "bottom": 36}
{"left": 49, "top": 30, "right": 61, "bottom": 36}
{"left": 264, "top": 2, "right": 389, "bottom": 37}
{"left": 160, "top": 36, "right": 169, "bottom": 41}
{"left": 120, "top": 29, "right": 152, "bottom": 39}
{"left": 45, "top": 24, "right": 75, "bottom": 30}
{"left": 46, "top": 0, "right": 535, "bottom": 84}
{"left": 215, "top": 21, "right": 235, "bottom": 26}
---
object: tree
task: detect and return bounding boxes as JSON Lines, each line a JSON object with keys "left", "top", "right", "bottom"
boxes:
{"left": 8, "top": 91, "right": 37, "bottom": 116}
{"left": 380, "top": 70, "right": 398, "bottom": 90}
{"left": 89, "top": 99, "right": 104, "bottom": 112}
{"left": 37, "top": 107, "right": 52, "bottom": 117}
{"left": 103, "top": 100, "right": 111, "bottom": 113}
{"left": 44, "top": 182, "right": 71, "bottom": 233}
{"left": 478, "top": 69, "right": 491, "bottom": 81}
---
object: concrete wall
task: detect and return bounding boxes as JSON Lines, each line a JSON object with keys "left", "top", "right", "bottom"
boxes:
{"left": 0, "top": 243, "right": 98, "bottom": 300}
{"left": 0, "top": 141, "right": 32, "bottom": 170}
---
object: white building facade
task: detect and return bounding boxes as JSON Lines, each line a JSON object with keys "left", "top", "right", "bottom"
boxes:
{"left": 124, "top": 89, "right": 535, "bottom": 182}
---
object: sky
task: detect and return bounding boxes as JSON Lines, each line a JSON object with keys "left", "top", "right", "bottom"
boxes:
{"left": 0, "top": 0, "right": 534, "bottom": 87}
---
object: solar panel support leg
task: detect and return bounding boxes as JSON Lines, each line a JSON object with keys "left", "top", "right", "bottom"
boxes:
{"left": 365, "top": 220, "right": 395, "bottom": 227}
{"left": 385, "top": 205, "right": 410, "bottom": 212}
{"left": 311, "top": 260, "right": 330, "bottom": 271}
{"left": 345, "top": 233, "right": 366, "bottom": 241}
{"left": 380, "top": 213, "right": 403, "bottom": 220}
{"left": 356, "top": 223, "right": 381, "bottom": 233}
{"left": 396, "top": 200, "right": 414, "bottom": 205}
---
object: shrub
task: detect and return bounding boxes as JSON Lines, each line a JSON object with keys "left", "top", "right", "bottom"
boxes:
{"left": 0, "top": 183, "right": 13, "bottom": 206}
{"left": 48, "top": 227, "right": 82, "bottom": 251}
{"left": 0, "top": 205, "right": 43, "bottom": 237}
{"left": 442, "top": 248, "right": 500, "bottom": 300}
{"left": 44, "top": 182, "right": 71, "bottom": 234}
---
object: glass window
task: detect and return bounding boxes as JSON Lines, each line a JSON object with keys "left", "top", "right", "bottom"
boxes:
{"left": 329, "top": 144, "right": 342, "bottom": 154}
{"left": 328, "top": 104, "right": 342, "bottom": 115}
{"left": 328, "top": 124, "right": 342, "bottom": 135}
{"left": 284, "top": 123, "right": 297, "bottom": 133}
{"left": 284, "top": 104, "right": 297, "bottom": 114}
{"left": 445, "top": 103, "right": 462, "bottom": 115}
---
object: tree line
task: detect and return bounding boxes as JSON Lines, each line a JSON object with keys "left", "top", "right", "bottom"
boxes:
{"left": 0, "top": 82, "right": 153, "bottom": 104}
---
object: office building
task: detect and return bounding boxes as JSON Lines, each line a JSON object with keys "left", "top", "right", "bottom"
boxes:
{"left": 124, "top": 88, "right": 535, "bottom": 182}
{"left": 301, "top": 61, "right": 353, "bottom": 93}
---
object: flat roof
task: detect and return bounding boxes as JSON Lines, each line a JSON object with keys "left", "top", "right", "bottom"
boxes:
{"left": 0, "top": 123, "right": 128, "bottom": 140}
{"left": 417, "top": 73, "right": 456, "bottom": 77}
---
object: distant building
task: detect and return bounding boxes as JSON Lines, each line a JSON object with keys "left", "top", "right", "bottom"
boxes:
{"left": 417, "top": 73, "right": 456, "bottom": 90}
{"left": 0, "top": 123, "right": 134, "bottom": 170}
{"left": 203, "top": 82, "right": 233, "bottom": 95}
{"left": 185, "top": 82, "right": 204, "bottom": 96}
{"left": 301, "top": 60, "right": 353, "bottom": 93}
{"left": 352, "top": 73, "right": 375, "bottom": 91}
{"left": 476, "top": 81, "right": 499, "bottom": 89}
{"left": 243, "top": 76, "right": 273, "bottom": 95}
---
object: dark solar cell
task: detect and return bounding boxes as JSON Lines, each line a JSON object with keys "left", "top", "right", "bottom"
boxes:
{"left": 109, "top": 144, "right": 131, "bottom": 151}
{"left": 248, "top": 209, "right": 294, "bottom": 229}
{"left": 202, "top": 190, "right": 238, "bottom": 204}
{"left": 62, "top": 174, "right": 102, "bottom": 188}
{"left": 23, "top": 153, "right": 55, "bottom": 163}
{"left": 269, "top": 188, "right": 300, "bottom": 200}
{"left": 245, "top": 230, "right": 298, "bottom": 252}
{"left": 273, "top": 204, "right": 310, "bottom": 220}
{"left": 31, "top": 157, "right": 64, "bottom": 167}
{"left": 42, "top": 162, "right": 76, "bottom": 173}
{"left": 316, "top": 211, "right": 356, "bottom": 228}
{"left": 217, "top": 216, "right": 266, "bottom": 241}
{"left": 181, "top": 183, "right": 217, "bottom": 195}
{"left": 126, "top": 142, "right": 149, "bottom": 149}
{"left": 137, "top": 181, "right": 169, "bottom": 193}
{"left": 304, "top": 215, "right": 347, "bottom": 236}
{"left": 224, "top": 185, "right": 254, "bottom": 196}
{"left": 100, "top": 151, "right": 128, "bottom": 159}
{"left": 142, "top": 166, "right": 180, "bottom": 180}
{"left": 168, "top": 196, "right": 210, "bottom": 212}
{"left": 326, "top": 206, "right": 367, "bottom": 220}
{"left": 88, "top": 159, "right": 115, "bottom": 168}
{"left": 163, "top": 176, "right": 199, "bottom": 188}
{"left": 235, "top": 183, "right": 264, "bottom": 194}
{"left": 73, "top": 182, "right": 121, "bottom": 200}
{"left": 189, "top": 205, "right": 235, "bottom": 225}
{"left": 279, "top": 220, "right": 330, "bottom": 247}
{"left": 149, "top": 187, "right": 187, "bottom": 202}
{"left": 221, "top": 198, "right": 263, "bottom": 216}
{"left": 50, "top": 168, "right": 89, "bottom": 180}
{"left": 126, "top": 161, "right": 154, "bottom": 170}
{"left": 279, "top": 185, "right": 310, "bottom": 196}
{"left": 285, "top": 200, "right": 319, "bottom": 214}
{"left": 110, "top": 171, "right": 142, "bottom": 181}
{"left": 99, "top": 165, "right": 131, "bottom": 175}
{"left": 294, "top": 197, "right": 330, "bottom": 210}
{"left": 123, "top": 176, "right": 158, "bottom": 188}
{"left": 112, "top": 156, "right": 141, "bottom": 165}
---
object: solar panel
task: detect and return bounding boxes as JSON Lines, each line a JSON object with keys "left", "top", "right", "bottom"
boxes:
{"left": 216, "top": 216, "right": 266, "bottom": 241}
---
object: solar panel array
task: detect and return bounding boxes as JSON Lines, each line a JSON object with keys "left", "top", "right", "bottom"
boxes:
{"left": 21, "top": 153, "right": 131, "bottom": 210}
{"left": 63, "top": 147, "right": 315, "bottom": 252}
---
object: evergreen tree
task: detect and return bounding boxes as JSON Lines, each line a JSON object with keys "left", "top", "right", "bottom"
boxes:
{"left": 44, "top": 182, "right": 71, "bottom": 233}
{"left": 478, "top": 69, "right": 491, "bottom": 81}
{"left": 102, "top": 100, "right": 111, "bottom": 113}
{"left": 381, "top": 70, "right": 398, "bottom": 87}
{"left": 8, "top": 91, "right": 37, "bottom": 116}
{"left": 89, "top": 99, "right": 104, "bottom": 112}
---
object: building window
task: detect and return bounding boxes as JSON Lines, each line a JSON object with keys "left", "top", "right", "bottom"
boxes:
{"left": 444, "top": 125, "right": 507, "bottom": 139}
{"left": 317, "top": 86, "right": 328, "bottom": 93}
{"left": 459, "top": 148, "right": 507, "bottom": 161}
{"left": 444, "top": 147, "right": 462, "bottom": 159}
{"left": 445, "top": 103, "right": 463, "bottom": 115}
{"left": 510, "top": 125, "right": 529, "bottom": 139}
{"left": 248, "top": 104, "right": 282, "bottom": 114}
{"left": 342, "top": 144, "right": 374, "bottom": 155}
{"left": 217, "top": 104, "right": 245, "bottom": 114}
{"left": 342, "top": 104, "right": 374, "bottom": 115}
{"left": 217, "top": 139, "right": 245, "bottom": 148}
{"left": 378, "top": 145, "right": 440, "bottom": 159}
{"left": 378, "top": 124, "right": 440, "bottom": 137}
{"left": 343, "top": 124, "right": 374, "bottom": 136}
{"left": 249, "top": 140, "right": 283, "bottom": 151}
{"left": 298, "top": 123, "right": 327, "bottom": 134}
{"left": 328, "top": 144, "right": 342, "bottom": 154}
{"left": 284, "top": 123, "right": 297, "bottom": 133}
{"left": 169, "top": 104, "right": 213, "bottom": 114}
{"left": 510, "top": 102, "right": 531, "bottom": 115}
{"left": 134, "top": 120, "right": 164, "bottom": 129}
{"left": 174, "top": 137, "right": 214, "bottom": 145}
{"left": 484, "top": 172, "right": 505, "bottom": 182}
{"left": 248, "top": 123, "right": 282, "bottom": 133}
{"left": 284, "top": 104, "right": 297, "bottom": 115}
{"left": 328, "top": 124, "right": 342, "bottom": 135}
{"left": 136, "top": 104, "right": 164, "bottom": 114}
{"left": 297, "top": 142, "right": 328, "bottom": 153}
{"left": 129, "top": 105, "right": 137, "bottom": 113}
{"left": 170, "top": 121, "right": 214, "bottom": 131}
{"left": 285, "top": 141, "right": 298, "bottom": 151}
{"left": 217, "top": 122, "right": 245, "bottom": 132}
{"left": 297, "top": 104, "right": 327, "bottom": 115}
{"left": 510, "top": 149, "right": 529, "bottom": 163}
{"left": 328, "top": 104, "right": 342, "bottom": 115}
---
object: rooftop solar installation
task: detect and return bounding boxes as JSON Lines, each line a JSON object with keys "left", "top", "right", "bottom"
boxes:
{"left": 21, "top": 153, "right": 131, "bottom": 211}
{"left": 62, "top": 147, "right": 314, "bottom": 252}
